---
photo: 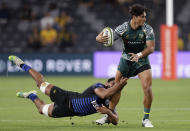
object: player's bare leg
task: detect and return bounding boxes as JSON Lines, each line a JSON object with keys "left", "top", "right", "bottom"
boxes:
{"left": 109, "top": 70, "right": 123, "bottom": 110}
{"left": 16, "top": 90, "right": 54, "bottom": 117}
{"left": 28, "top": 69, "right": 53, "bottom": 96}
{"left": 9, "top": 55, "right": 56, "bottom": 117}
{"left": 8, "top": 55, "right": 53, "bottom": 96}
{"left": 138, "top": 69, "right": 154, "bottom": 127}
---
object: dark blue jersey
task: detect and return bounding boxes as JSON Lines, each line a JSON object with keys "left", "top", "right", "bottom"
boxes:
{"left": 70, "top": 83, "right": 109, "bottom": 116}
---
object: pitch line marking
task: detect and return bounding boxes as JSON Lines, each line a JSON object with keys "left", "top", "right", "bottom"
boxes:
{"left": 1, "top": 107, "right": 190, "bottom": 111}
{"left": 1, "top": 119, "right": 190, "bottom": 122}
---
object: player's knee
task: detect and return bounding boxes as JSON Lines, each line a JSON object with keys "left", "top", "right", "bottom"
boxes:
{"left": 40, "top": 82, "right": 50, "bottom": 94}
{"left": 143, "top": 86, "right": 152, "bottom": 93}
{"left": 143, "top": 84, "right": 152, "bottom": 95}
{"left": 37, "top": 82, "right": 42, "bottom": 88}
{"left": 41, "top": 104, "right": 51, "bottom": 117}
{"left": 38, "top": 106, "right": 44, "bottom": 115}
{"left": 142, "top": 80, "right": 152, "bottom": 89}
{"left": 38, "top": 109, "right": 43, "bottom": 115}
{"left": 37, "top": 81, "right": 44, "bottom": 88}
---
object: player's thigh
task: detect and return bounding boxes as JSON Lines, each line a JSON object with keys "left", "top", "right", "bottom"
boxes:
{"left": 45, "top": 84, "right": 54, "bottom": 96}
{"left": 138, "top": 69, "right": 152, "bottom": 89}
{"left": 115, "top": 70, "right": 123, "bottom": 83}
{"left": 40, "top": 82, "right": 54, "bottom": 96}
{"left": 118, "top": 57, "right": 130, "bottom": 78}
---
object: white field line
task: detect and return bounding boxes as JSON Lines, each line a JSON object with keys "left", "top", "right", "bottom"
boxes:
{"left": 1, "top": 119, "right": 190, "bottom": 123}
{"left": 119, "top": 108, "right": 190, "bottom": 111}
{"left": 0, "top": 119, "right": 72, "bottom": 122}
{"left": 1, "top": 107, "right": 190, "bottom": 111}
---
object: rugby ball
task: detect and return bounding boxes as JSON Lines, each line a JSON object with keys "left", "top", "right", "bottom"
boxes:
{"left": 102, "top": 27, "right": 114, "bottom": 47}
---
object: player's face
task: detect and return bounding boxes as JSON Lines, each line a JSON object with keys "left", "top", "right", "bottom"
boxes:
{"left": 107, "top": 80, "right": 115, "bottom": 88}
{"left": 136, "top": 12, "right": 146, "bottom": 26}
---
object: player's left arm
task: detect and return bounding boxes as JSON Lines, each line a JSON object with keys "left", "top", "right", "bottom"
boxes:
{"left": 96, "top": 105, "right": 118, "bottom": 125}
{"left": 141, "top": 40, "right": 155, "bottom": 57}
{"left": 94, "top": 77, "right": 127, "bottom": 99}
{"left": 129, "top": 40, "right": 155, "bottom": 62}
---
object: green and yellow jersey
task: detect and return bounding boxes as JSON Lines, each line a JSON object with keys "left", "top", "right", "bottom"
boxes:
{"left": 114, "top": 21, "right": 155, "bottom": 61}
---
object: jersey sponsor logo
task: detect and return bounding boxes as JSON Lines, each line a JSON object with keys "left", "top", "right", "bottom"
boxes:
{"left": 139, "top": 33, "right": 144, "bottom": 39}
{"left": 91, "top": 100, "right": 99, "bottom": 109}
{"left": 124, "top": 32, "right": 145, "bottom": 44}
{"left": 128, "top": 41, "right": 144, "bottom": 44}
{"left": 105, "top": 99, "right": 109, "bottom": 106}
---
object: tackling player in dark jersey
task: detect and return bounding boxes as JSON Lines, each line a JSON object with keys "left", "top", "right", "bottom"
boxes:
{"left": 8, "top": 55, "right": 127, "bottom": 125}
{"left": 96, "top": 4, "right": 155, "bottom": 127}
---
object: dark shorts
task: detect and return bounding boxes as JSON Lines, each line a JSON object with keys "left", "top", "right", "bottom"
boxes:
{"left": 50, "top": 86, "right": 77, "bottom": 118}
{"left": 118, "top": 57, "right": 151, "bottom": 78}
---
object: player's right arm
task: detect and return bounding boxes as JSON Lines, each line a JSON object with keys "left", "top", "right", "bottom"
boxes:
{"left": 96, "top": 22, "right": 127, "bottom": 44}
{"left": 114, "top": 22, "right": 128, "bottom": 40}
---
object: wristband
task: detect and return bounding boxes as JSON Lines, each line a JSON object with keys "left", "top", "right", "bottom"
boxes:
{"left": 137, "top": 52, "right": 143, "bottom": 58}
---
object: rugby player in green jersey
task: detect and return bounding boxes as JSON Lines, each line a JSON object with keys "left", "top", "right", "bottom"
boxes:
{"left": 96, "top": 4, "right": 155, "bottom": 127}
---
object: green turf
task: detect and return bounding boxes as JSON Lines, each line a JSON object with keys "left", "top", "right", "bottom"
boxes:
{"left": 0, "top": 76, "right": 190, "bottom": 131}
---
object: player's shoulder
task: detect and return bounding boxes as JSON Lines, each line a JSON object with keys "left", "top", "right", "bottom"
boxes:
{"left": 82, "top": 83, "right": 104, "bottom": 95}
{"left": 89, "top": 83, "right": 105, "bottom": 89}
{"left": 94, "top": 83, "right": 105, "bottom": 88}
{"left": 115, "top": 21, "right": 129, "bottom": 35}
{"left": 143, "top": 23, "right": 154, "bottom": 33}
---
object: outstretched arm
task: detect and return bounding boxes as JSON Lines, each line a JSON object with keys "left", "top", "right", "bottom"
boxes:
{"left": 94, "top": 77, "right": 127, "bottom": 99}
{"left": 96, "top": 105, "right": 118, "bottom": 125}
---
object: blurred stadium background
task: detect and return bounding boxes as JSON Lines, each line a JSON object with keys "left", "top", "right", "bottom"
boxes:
{"left": 0, "top": 0, "right": 190, "bottom": 130}
{"left": 0, "top": 0, "right": 189, "bottom": 54}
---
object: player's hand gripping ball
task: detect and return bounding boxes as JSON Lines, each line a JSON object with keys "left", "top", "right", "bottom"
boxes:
{"left": 102, "top": 27, "right": 114, "bottom": 47}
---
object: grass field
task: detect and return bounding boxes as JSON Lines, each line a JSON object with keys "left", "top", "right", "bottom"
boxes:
{"left": 0, "top": 76, "right": 190, "bottom": 131}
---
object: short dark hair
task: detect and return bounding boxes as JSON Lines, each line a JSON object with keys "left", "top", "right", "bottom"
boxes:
{"left": 107, "top": 77, "right": 115, "bottom": 83}
{"left": 129, "top": 4, "right": 148, "bottom": 17}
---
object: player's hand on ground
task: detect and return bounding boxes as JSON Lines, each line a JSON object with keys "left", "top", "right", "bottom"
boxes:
{"left": 128, "top": 53, "right": 140, "bottom": 62}
{"left": 96, "top": 105, "right": 109, "bottom": 114}
{"left": 96, "top": 32, "right": 108, "bottom": 44}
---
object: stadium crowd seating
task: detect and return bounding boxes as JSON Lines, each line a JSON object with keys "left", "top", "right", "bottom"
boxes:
{"left": 0, "top": 0, "right": 189, "bottom": 53}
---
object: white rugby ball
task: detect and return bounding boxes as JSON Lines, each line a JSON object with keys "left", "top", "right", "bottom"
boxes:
{"left": 102, "top": 27, "right": 114, "bottom": 47}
